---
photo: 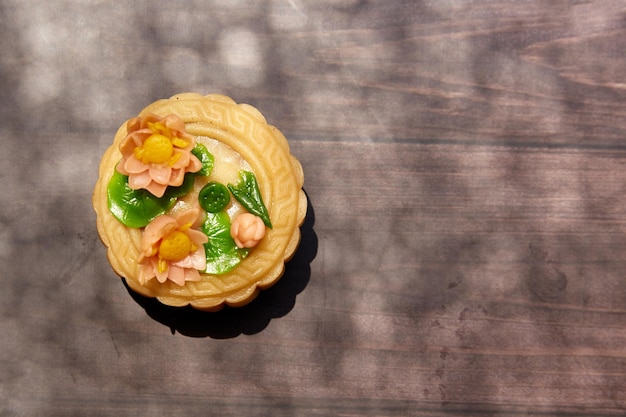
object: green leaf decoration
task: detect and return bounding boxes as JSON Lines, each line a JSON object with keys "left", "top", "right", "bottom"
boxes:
{"left": 227, "top": 171, "right": 272, "bottom": 228}
{"left": 191, "top": 143, "right": 214, "bottom": 176}
{"left": 164, "top": 173, "right": 195, "bottom": 199}
{"left": 201, "top": 211, "right": 249, "bottom": 275}
{"left": 107, "top": 169, "right": 195, "bottom": 228}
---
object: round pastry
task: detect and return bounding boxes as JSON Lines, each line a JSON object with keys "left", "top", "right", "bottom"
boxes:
{"left": 93, "top": 93, "right": 306, "bottom": 311}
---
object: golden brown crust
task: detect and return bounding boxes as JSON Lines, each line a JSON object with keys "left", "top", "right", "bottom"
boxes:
{"left": 93, "top": 93, "right": 306, "bottom": 311}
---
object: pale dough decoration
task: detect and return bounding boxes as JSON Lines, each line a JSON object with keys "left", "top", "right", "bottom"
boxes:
{"left": 117, "top": 113, "right": 203, "bottom": 198}
{"left": 230, "top": 213, "right": 266, "bottom": 249}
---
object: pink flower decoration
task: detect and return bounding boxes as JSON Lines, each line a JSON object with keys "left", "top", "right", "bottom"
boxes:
{"left": 117, "top": 113, "right": 203, "bottom": 198}
{"left": 138, "top": 208, "right": 208, "bottom": 286}
{"left": 230, "top": 213, "right": 266, "bottom": 248}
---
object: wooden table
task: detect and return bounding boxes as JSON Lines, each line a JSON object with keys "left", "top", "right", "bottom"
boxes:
{"left": 2, "top": 1, "right": 626, "bottom": 415}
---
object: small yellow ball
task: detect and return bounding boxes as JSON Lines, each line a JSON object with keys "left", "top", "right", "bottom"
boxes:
{"left": 141, "top": 134, "right": 174, "bottom": 164}
{"left": 158, "top": 231, "right": 193, "bottom": 262}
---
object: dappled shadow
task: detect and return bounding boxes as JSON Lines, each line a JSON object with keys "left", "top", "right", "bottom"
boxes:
{"left": 125, "top": 193, "right": 317, "bottom": 338}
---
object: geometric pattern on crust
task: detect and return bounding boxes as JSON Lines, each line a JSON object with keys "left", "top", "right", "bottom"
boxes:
{"left": 93, "top": 93, "right": 306, "bottom": 311}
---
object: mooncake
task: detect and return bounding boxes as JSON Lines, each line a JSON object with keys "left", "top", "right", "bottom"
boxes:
{"left": 93, "top": 93, "right": 306, "bottom": 311}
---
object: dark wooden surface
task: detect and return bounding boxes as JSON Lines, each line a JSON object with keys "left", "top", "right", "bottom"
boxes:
{"left": 2, "top": 1, "right": 626, "bottom": 415}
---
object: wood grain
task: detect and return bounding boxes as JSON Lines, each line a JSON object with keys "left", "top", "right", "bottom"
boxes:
{"left": 292, "top": 140, "right": 626, "bottom": 413}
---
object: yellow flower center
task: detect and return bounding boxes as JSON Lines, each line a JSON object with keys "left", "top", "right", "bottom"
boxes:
{"left": 135, "top": 134, "right": 174, "bottom": 164}
{"left": 158, "top": 230, "right": 194, "bottom": 262}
